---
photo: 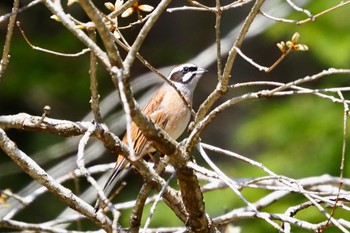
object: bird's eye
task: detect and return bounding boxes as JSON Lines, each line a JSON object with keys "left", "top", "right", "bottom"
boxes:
{"left": 183, "top": 66, "right": 189, "bottom": 73}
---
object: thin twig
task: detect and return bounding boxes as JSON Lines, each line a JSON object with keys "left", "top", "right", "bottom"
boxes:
{"left": 325, "top": 91, "right": 349, "bottom": 230}
{"left": 78, "top": 0, "right": 123, "bottom": 68}
{"left": 189, "top": 69, "right": 350, "bottom": 146}
{"left": 142, "top": 172, "right": 175, "bottom": 232}
{"left": 115, "top": 67, "right": 136, "bottom": 160}
{"left": 188, "top": 0, "right": 266, "bottom": 153}
{"left": 260, "top": 1, "right": 350, "bottom": 25}
{"left": 0, "top": 0, "right": 40, "bottom": 23}
{"left": 76, "top": 123, "right": 116, "bottom": 213}
{"left": 230, "top": 81, "right": 350, "bottom": 104}
{"left": 17, "top": 21, "right": 90, "bottom": 57}
{"left": 0, "top": 0, "right": 20, "bottom": 80}
{"left": 260, "top": 10, "right": 298, "bottom": 24}
{"left": 0, "top": 128, "right": 111, "bottom": 230}
{"left": 297, "top": 0, "right": 350, "bottom": 25}
{"left": 129, "top": 184, "right": 153, "bottom": 233}
{"left": 196, "top": 143, "right": 284, "bottom": 231}
{"left": 233, "top": 45, "right": 292, "bottom": 72}
{"left": 0, "top": 218, "right": 85, "bottom": 233}
{"left": 123, "top": 0, "right": 172, "bottom": 75}
{"left": 286, "top": 0, "right": 314, "bottom": 20}
{"left": 87, "top": 28, "right": 102, "bottom": 123}
{"left": 41, "top": 0, "right": 111, "bottom": 69}
{"left": 169, "top": 0, "right": 254, "bottom": 13}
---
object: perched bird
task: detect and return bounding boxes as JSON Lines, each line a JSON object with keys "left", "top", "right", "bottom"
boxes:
{"left": 97, "top": 63, "right": 207, "bottom": 209}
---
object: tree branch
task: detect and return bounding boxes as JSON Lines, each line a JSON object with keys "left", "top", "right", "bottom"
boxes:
{"left": 78, "top": 0, "right": 123, "bottom": 68}
{"left": 123, "top": 0, "right": 172, "bottom": 75}
{"left": 187, "top": 0, "right": 266, "bottom": 153}
{"left": 0, "top": 0, "right": 19, "bottom": 80}
{"left": 0, "top": 128, "right": 111, "bottom": 231}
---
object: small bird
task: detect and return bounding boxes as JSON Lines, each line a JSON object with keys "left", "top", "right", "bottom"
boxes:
{"left": 97, "top": 63, "right": 207, "bottom": 209}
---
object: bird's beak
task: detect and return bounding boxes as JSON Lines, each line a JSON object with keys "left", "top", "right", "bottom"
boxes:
{"left": 196, "top": 67, "right": 208, "bottom": 74}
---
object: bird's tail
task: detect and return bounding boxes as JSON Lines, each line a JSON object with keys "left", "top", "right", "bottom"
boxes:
{"left": 94, "top": 157, "right": 130, "bottom": 211}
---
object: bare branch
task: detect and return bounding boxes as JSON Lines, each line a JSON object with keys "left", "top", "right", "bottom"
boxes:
{"left": 286, "top": 0, "right": 314, "bottom": 20}
{"left": 260, "top": 1, "right": 350, "bottom": 25}
{"left": 189, "top": 68, "right": 350, "bottom": 145}
{"left": 188, "top": 0, "right": 266, "bottom": 153}
{"left": 0, "top": 218, "right": 85, "bottom": 233}
{"left": 0, "top": 128, "right": 111, "bottom": 231}
{"left": 0, "top": 113, "right": 89, "bottom": 136}
{"left": 0, "top": 0, "right": 40, "bottom": 23}
{"left": 0, "top": 0, "right": 20, "bottom": 80}
{"left": 142, "top": 172, "right": 176, "bottom": 233}
{"left": 297, "top": 1, "right": 350, "bottom": 25}
{"left": 325, "top": 91, "right": 350, "bottom": 229}
{"left": 16, "top": 21, "right": 90, "bottom": 57}
{"left": 197, "top": 143, "right": 284, "bottom": 231}
{"left": 123, "top": 0, "right": 172, "bottom": 74}
{"left": 129, "top": 183, "right": 153, "bottom": 233}
{"left": 87, "top": 28, "right": 102, "bottom": 122}
{"left": 41, "top": 0, "right": 111, "bottom": 69}
{"left": 78, "top": 0, "right": 123, "bottom": 68}
{"left": 76, "top": 123, "right": 118, "bottom": 222}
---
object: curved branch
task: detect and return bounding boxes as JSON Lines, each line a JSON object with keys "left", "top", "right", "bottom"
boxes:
{"left": 41, "top": 0, "right": 111, "bottom": 70}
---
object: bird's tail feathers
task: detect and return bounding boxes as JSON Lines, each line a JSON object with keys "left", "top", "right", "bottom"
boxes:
{"left": 94, "top": 158, "right": 130, "bottom": 211}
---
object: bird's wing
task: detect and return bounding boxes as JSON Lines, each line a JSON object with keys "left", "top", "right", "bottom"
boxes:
{"left": 97, "top": 86, "right": 168, "bottom": 211}
{"left": 130, "top": 87, "right": 168, "bottom": 155}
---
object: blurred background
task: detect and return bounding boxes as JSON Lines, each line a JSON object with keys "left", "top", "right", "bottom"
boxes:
{"left": 0, "top": 0, "right": 350, "bottom": 232}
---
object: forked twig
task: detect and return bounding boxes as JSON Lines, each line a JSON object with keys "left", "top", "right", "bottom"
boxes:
{"left": 16, "top": 21, "right": 90, "bottom": 57}
{"left": 196, "top": 143, "right": 284, "bottom": 231}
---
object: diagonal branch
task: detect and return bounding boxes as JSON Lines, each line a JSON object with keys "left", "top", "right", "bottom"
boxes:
{"left": 123, "top": 0, "right": 173, "bottom": 75}
{"left": 187, "top": 0, "right": 266, "bottom": 153}
{"left": 78, "top": 0, "right": 123, "bottom": 68}
{"left": 0, "top": 128, "right": 111, "bottom": 231}
{"left": 110, "top": 67, "right": 212, "bottom": 232}
{"left": 187, "top": 68, "right": 350, "bottom": 152}
{"left": 40, "top": 0, "right": 111, "bottom": 70}
{"left": 0, "top": 0, "right": 20, "bottom": 80}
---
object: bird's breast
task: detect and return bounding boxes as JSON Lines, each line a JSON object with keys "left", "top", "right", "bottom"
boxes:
{"left": 160, "top": 88, "right": 192, "bottom": 140}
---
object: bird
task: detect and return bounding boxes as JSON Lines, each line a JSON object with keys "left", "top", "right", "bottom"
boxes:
{"left": 96, "top": 63, "right": 207, "bottom": 210}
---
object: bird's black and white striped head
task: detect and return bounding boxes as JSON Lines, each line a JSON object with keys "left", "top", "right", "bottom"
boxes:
{"left": 167, "top": 63, "right": 207, "bottom": 94}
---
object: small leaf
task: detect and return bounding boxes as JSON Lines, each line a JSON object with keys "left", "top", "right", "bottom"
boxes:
{"left": 277, "top": 42, "right": 286, "bottom": 53}
{"left": 115, "top": 0, "right": 124, "bottom": 9}
{"left": 286, "top": 41, "right": 294, "bottom": 49}
{"left": 294, "top": 44, "right": 309, "bottom": 51}
{"left": 67, "top": 0, "right": 78, "bottom": 7}
{"left": 0, "top": 189, "right": 11, "bottom": 206}
{"left": 121, "top": 7, "right": 134, "bottom": 18}
{"left": 104, "top": 2, "right": 115, "bottom": 11}
{"left": 50, "top": 15, "right": 61, "bottom": 22}
{"left": 291, "top": 32, "right": 300, "bottom": 43}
